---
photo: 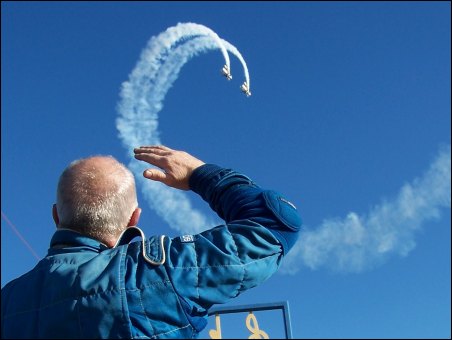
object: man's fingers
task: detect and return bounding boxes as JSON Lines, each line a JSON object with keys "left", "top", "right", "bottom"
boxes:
{"left": 133, "top": 144, "right": 204, "bottom": 190}
{"left": 143, "top": 169, "right": 168, "bottom": 183}
{"left": 151, "top": 145, "right": 172, "bottom": 151}
{"left": 134, "top": 152, "right": 167, "bottom": 167}
{"left": 136, "top": 145, "right": 171, "bottom": 150}
{"left": 134, "top": 145, "right": 172, "bottom": 155}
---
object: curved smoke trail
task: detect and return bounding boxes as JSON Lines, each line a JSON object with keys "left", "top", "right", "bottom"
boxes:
{"left": 142, "top": 22, "right": 230, "bottom": 82}
{"left": 117, "top": 22, "right": 449, "bottom": 274}
{"left": 281, "top": 144, "right": 451, "bottom": 274}
{"left": 221, "top": 39, "right": 250, "bottom": 89}
{"left": 117, "top": 27, "right": 249, "bottom": 233}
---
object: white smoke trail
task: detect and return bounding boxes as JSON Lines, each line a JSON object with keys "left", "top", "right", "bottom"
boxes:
{"left": 117, "top": 24, "right": 450, "bottom": 275}
{"left": 221, "top": 39, "right": 250, "bottom": 89}
{"left": 281, "top": 145, "right": 451, "bottom": 274}
{"left": 117, "top": 23, "right": 231, "bottom": 150}
{"left": 117, "top": 26, "right": 249, "bottom": 233}
{"left": 157, "top": 22, "right": 231, "bottom": 74}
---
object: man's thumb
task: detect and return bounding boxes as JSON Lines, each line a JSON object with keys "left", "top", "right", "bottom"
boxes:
{"left": 143, "top": 169, "right": 167, "bottom": 182}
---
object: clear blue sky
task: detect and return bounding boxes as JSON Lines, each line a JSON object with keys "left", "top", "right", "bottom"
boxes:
{"left": 2, "top": 2, "right": 450, "bottom": 339}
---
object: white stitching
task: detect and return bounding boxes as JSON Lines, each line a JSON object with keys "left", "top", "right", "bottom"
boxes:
{"left": 192, "top": 240, "right": 200, "bottom": 300}
{"left": 167, "top": 255, "right": 279, "bottom": 269}
{"left": 119, "top": 244, "right": 134, "bottom": 339}
{"left": 150, "top": 324, "right": 191, "bottom": 338}
{"left": 226, "top": 226, "right": 245, "bottom": 298}
{"left": 137, "top": 290, "right": 156, "bottom": 336}
{"left": 2, "top": 255, "right": 280, "bottom": 320}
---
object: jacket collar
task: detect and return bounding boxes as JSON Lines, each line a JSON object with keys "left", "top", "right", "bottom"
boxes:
{"left": 48, "top": 228, "right": 110, "bottom": 255}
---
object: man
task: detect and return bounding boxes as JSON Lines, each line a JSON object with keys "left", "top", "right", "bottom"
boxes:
{"left": 1, "top": 145, "right": 301, "bottom": 339}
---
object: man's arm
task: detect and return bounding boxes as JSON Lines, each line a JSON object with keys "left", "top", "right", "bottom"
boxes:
{"left": 134, "top": 145, "right": 301, "bottom": 308}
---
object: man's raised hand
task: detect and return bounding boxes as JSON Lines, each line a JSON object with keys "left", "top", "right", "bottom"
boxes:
{"left": 133, "top": 145, "right": 205, "bottom": 190}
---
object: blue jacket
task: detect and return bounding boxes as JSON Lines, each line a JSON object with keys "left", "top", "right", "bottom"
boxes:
{"left": 1, "top": 164, "right": 301, "bottom": 339}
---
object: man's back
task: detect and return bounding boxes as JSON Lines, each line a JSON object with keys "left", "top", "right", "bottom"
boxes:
{"left": 2, "top": 223, "right": 285, "bottom": 339}
{"left": 2, "top": 230, "right": 197, "bottom": 339}
{"left": 2, "top": 147, "right": 301, "bottom": 339}
{"left": 2, "top": 233, "right": 136, "bottom": 338}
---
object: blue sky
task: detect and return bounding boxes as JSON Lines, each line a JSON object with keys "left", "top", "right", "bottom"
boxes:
{"left": 1, "top": 2, "right": 450, "bottom": 338}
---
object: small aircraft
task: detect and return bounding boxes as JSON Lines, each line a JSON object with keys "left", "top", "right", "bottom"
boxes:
{"left": 240, "top": 82, "right": 251, "bottom": 97}
{"left": 221, "top": 65, "right": 232, "bottom": 80}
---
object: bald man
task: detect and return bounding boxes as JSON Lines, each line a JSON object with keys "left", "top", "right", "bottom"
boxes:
{"left": 52, "top": 156, "right": 142, "bottom": 248}
{"left": 1, "top": 145, "right": 301, "bottom": 339}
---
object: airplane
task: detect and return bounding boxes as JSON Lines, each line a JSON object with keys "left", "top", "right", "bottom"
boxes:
{"left": 221, "top": 65, "right": 232, "bottom": 80}
{"left": 240, "top": 82, "right": 251, "bottom": 97}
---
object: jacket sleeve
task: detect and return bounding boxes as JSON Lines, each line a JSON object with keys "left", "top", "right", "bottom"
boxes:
{"left": 165, "top": 164, "right": 301, "bottom": 312}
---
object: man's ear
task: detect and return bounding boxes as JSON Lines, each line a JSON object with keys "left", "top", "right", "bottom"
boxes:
{"left": 52, "top": 204, "right": 59, "bottom": 227}
{"left": 127, "top": 207, "right": 141, "bottom": 227}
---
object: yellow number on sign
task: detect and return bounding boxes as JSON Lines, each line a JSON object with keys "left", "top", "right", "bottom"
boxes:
{"left": 246, "top": 312, "right": 269, "bottom": 339}
{"left": 209, "top": 313, "right": 222, "bottom": 339}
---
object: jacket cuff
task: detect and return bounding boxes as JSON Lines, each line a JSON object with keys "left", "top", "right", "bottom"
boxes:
{"left": 189, "top": 164, "right": 225, "bottom": 196}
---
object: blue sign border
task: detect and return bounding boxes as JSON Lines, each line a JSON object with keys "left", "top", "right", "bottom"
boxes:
{"left": 208, "top": 301, "right": 293, "bottom": 339}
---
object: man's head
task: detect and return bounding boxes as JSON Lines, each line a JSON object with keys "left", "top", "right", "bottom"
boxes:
{"left": 53, "top": 156, "right": 141, "bottom": 247}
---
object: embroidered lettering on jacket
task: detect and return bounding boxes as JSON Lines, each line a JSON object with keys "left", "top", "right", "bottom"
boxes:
{"left": 180, "top": 235, "right": 195, "bottom": 243}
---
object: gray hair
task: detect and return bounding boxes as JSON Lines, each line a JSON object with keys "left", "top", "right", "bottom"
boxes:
{"left": 56, "top": 156, "right": 137, "bottom": 243}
